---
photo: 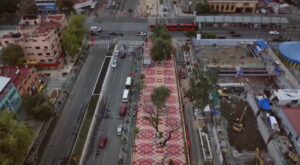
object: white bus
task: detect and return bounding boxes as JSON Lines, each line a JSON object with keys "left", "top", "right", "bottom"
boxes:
{"left": 125, "top": 77, "right": 132, "bottom": 88}
{"left": 122, "top": 89, "right": 129, "bottom": 102}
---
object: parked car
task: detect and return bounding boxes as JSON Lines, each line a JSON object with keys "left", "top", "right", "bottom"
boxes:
{"left": 229, "top": 30, "right": 235, "bottom": 34}
{"left": 137, "top": 32, "right": 147, "bottom": 36}
{"left": 110, "top": 32, "right": 124, "bottom": 36}
{"left": 117, "top": 124, "right": 123, "bottom": 135}
{"left": 232, "top": 33, "right": 241, "bottom": 37}
{"left": 99, "top": 137, "right": 107, "bottom": 149}
{"left": 120, "top": 53, "right": 126, "bottom": 59}
{"left": 269, "top": 30, "right": 280, "bottom": 35}
{"left": 119, "top": 103, "right": 127, "bottom": 117}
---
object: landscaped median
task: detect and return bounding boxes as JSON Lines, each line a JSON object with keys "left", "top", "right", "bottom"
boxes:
{"left": 69, "top": 95, "right": 99, "bottom": 165}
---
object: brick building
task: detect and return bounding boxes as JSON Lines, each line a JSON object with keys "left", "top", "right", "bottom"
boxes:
{"left": 208, "top": 0, "right": 258, "bottom": 13}
{"left": 0, "top": 14, "right": 67, "bottom": 69}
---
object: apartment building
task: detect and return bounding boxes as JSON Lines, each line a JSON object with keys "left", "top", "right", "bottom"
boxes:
{"left": 0, "top": 14, "right": 67, "bottom": 69}
{"left": 0, "top": 77, "right": 22, "bottom": 112}
{"left": 35, "top": 0, "right": 58, "bottom": 14}
{"left": 0, "top": 67, "right": 43, "bottom": 97}
{"left": 208, "top": 0, "right": 258, "bottom": 13}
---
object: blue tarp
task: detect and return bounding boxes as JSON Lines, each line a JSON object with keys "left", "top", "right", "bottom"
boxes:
{"left": 255, "top": 40, "right": 268, "bottom": 49}
{"left": 257, "top": 98, "right": 272, "bottom": 111}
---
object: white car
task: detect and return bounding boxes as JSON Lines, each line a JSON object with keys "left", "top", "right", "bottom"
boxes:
{"left": 90, "top": 26, "right": 102, "bottom": 33}
{"left": 114, "top": 50, "right": 119, "bottom": 56}
{"left": 117, "top": 124, "right": 123, "bottom": 135}
{"left": 111, "top": 58, "right": 117, "bottom": 68}
{"left": 137, "top": 32, "right": 147, "bottom": 36}
{"left": 269, "top": 30, "right": 280, "bottom": 35}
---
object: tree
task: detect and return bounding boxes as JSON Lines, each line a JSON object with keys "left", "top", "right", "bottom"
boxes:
{"left": 1, "top": 44, "right": 25, "bottom": 66}
{"left": 152, "top": 25, "right": 171, "bottom": 41}
{"left": 57, "top": 0, "right": 74, "bottom": 12}
{"left": 144, "top": 86, "right": 170, "bottom": 134}
{"left": 150, "top": 37, "right": 172, "bottom": 62}
{"left": 0, "top": 111, "right": 33, "bottom": 165}
{"left": 23, "top": 93, "right": 54, "bottom": 121}
{"left": 168, "top": 159, "right": 175, "bottom": 165}
{"left": 195, "top": 0, "right": 211, "bottom": 13}
{"left": 0, "top": 0, "right": 19, "bottom": 14}
{"left": 62, "top": 13, "right": 86, "bottom": 58}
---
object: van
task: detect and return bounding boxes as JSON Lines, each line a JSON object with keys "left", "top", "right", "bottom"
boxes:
{"left": 125, "top": 77, "right": 132, "bottom": 88}
{"left": 122, "top": 89, "right": 129, "bottom": 102}
{"left": 119, "top": 103, "right": 127, "bottom": 117}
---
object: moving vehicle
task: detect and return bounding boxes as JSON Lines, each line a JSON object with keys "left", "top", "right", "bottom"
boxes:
{"left": 90, "top": 26, "right": 102, "bottom": 33}
{"left": 149, "top": 23, "right": 198, "bottom": 32}
{"left": 269, "top": 30, "right": 280, "bottom": 35}
{"left": 122, "top": 89, "right": 129, "bottom": 102}
{"left": 114, "top": 50, "right": 119, "bottom": 56}
{"left": 110, "top": 32, "right": 124, "bottom": 36}
{"left": 111, "top": 58, "right": 117, "bottom": 68}
{"left": 137, "top": 32, "right": 147, "bottom": 36}
{"left": 120, "top": 52, "right": 126, "bottom": 59}
{"left": 125, "top": 77, "right": 132, "bottom": 88}
{"left": 117, "top": 124, "right": 123, "bottom": 135}
{"left": 119, "top": 103, "right": 127, "bottom": 117}
{"left": 99, "top": 136, "right": 107, "bottom": 148}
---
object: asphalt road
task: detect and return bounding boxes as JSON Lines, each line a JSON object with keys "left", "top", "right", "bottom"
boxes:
{"left": 85, "top": 45, "right": 137, "bottom": 165}
{"left": 38, "top": 45, "right": 108, "bottom": 165}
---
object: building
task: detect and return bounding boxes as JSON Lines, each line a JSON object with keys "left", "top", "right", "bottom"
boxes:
{"left": 0, "top": 67, "right": 43, "bottom": 97}
{"left": 195, "top": 15, "right": 289, "bottom": 29}
{"left": 73, "top": 0, "right": 97, "bottom": 13}
{"left": 35, "top": 0, "right": 58, "bottom": 14}
{"left": 0, "top": 14, "right": 67, "bottom": 69}
{"left": 279, "top": 42, "right": 300, "bottom": 69}
{"left": 208, "top": 0, "right": 258, "bottom": 13}
{"left": 278, "top": 108, "right": 300, "bottom": 155}
{"left": 0, "top": 76, "right": 22, "bottom": 112}
{"left": 270, "top": 89, "right": 300, "bottom": 106}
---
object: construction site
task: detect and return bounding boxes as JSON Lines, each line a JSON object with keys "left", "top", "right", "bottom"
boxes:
{"left": 177, "top": 39, "right": 300, "bottom": 165}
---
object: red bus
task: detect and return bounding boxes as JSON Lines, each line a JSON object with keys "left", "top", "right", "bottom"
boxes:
{"left": 150, "top": 23, "right": 198, "bottom": 32}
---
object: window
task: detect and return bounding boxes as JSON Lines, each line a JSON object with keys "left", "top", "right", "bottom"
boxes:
{"left": 38, "top": 53, "right": 43, "bottom": 56}
{"left": 44, "top": 46, "right": 48, "bottom": 49}
{"left": 48, "top": 59, "right": 53, "bottom": 62}
{"left": 35, "top": 46, "right": 40, "bottom": 49}
{"left": 46, "top": 53, "right": 50, "bottom": 56}
{"left": 5, "top": 41, "right": 9, "bottom": 44}
{"left": 40, "top": 59, "right": 45, "bottom": 62}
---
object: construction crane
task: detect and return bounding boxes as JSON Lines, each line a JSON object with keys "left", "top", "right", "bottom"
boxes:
{"left": 232, "top": 105, "right": 248, "bottom": 132}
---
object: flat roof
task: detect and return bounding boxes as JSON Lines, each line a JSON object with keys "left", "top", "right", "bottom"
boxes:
{"left": 283, "top": 108, "right": 300, "bottom": 134}
{"left": 274, "top": 89, "right": 300, "bottom": 101}
{"left": 196, "top": 15, "right": 289, "bottom": 24}
{"left": 0, "top": 76, "right": 10, "bottom": 92}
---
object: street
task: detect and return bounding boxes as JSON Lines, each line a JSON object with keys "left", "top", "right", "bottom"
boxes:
{"left": 38, "top": 45, "right": 108, "bottom": 165}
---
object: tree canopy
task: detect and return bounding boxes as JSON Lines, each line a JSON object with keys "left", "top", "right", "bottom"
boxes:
{"left": 150, "top": 25, "right": 173, "bottom": 62}
{"left": 23, "top": 93, "right": 54, "bottom": 121}
{"left": 57, "top": 0, "right": 74, "bottom": 12}
{"left": 151, "top": 86, "right": 171, "bottom": 110}
{"left": 62, "top": 13, "right": 86, "bottom": 57}
{"left": 0, "top": 111, "right": 33, "bottom": 165}
{"left": 195, "top": 0, "right": 211, "bottom": 13}
{"left": 1, "top": 44, "right": 25, "bottom": 66}
{"left": 0, "top": 0, "right": 19, "bottom": 14}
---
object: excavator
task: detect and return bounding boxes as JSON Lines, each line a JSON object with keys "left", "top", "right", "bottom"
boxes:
{"left": 232, "top": 105, "right": 248, "bottom": 132}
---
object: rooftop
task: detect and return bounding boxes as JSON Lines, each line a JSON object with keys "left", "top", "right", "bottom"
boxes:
{"left": 283, "top": 108, "right": 300, "bottom": 134}
{"left": 0, "top": 67, "right": 32, "bottom": 88}
{"left": 273, "top": 89, "right": 300, "bottom": 101}
{"left": 33, "top": 22, "right": 60, "bottom": 36}
{"left": 201, "top": 45, "right": 265, "bottom": 68}
{"left": 0, "top": 76, "right": 10, "bottom": 92}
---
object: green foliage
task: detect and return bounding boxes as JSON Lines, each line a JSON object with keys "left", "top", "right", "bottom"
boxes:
{"left": 195, "top": 0, "right": 211, "bottom": 13}
{"left": 202, "top": 32, "right": 216, "bottom": 39}
{"left": 1, "top": 44, "right": 25, "bottom": 66}
{"left": 152, "top": 25, "right": 171, "bottom": 41}
{"left": 134, "top": 127, "right": 140, "bottom": 136}
{"left": 150, "top": 37, "right": 172, "bottom": 62}
{"left": 168, "top": 159, "right": 175, "bottom": 165}
{"left": 185, "top": 31, "right": 197, "bottom": 38}
{"left": 62, "top": 13, "right": 86, "bottom": 57}
{"left": 0, "top": 111, "right": 33, "bottom": 165}
{"left": 0, "top": 0, "right": 19, "bottom": 14}
{"left": 151, "top": 86, "right": 171, "bottom": 110}
{"left": 57, "top": 0, "right": 74, "bottom": 11}
{"left": 23, "top": 93, "right": 54, "bottom": 121}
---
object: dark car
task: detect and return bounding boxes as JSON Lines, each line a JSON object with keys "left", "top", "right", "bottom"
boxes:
{"left": 99, "top": 137, "right": 107, "bottom": 149}
{"left": 120, "top": 53, "right": 126, "bottom": 59}
{"left": 232, "top": 33, "right": 241, "bottom": 37}
{"left": 229, "top": 30, "right": 235, "bottom": 34}
{"left": 110, "top": 32, "right": 124, "bottom": 36}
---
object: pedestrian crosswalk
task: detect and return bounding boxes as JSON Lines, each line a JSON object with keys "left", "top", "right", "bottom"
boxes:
{"left": 89, "top": 39, "right": 144, "bottom": 47}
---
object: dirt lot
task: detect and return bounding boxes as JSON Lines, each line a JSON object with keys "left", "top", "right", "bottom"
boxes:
{"left": 221, "top": 100, "right": 266, "bottom": 152}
